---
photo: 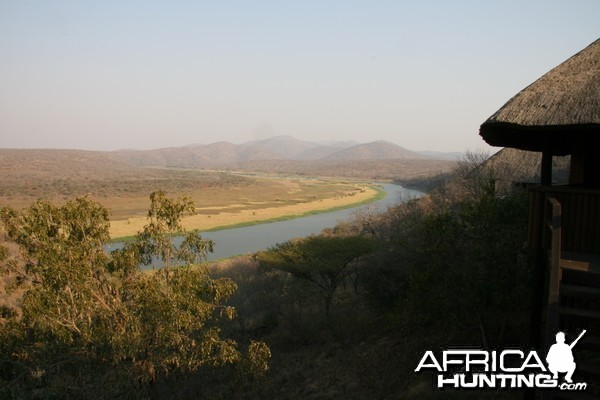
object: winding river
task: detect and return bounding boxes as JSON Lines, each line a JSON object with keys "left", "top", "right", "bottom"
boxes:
{"left": 106, "top": 183, "right": 422, "bottom": 264}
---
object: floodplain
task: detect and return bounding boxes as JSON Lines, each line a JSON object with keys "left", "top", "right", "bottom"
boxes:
{"left": 0, "top": 149, "right": 381, "bottom": 240}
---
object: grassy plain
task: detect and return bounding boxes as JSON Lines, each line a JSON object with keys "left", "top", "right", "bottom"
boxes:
{"left": 108, "top": 177, "right": 380, "bottom": 239}
{"left": 4, "top": 149, "right": 462, "bottom": 240}
{"left": 0, "top": 149, "right": 381, "bottom": 240}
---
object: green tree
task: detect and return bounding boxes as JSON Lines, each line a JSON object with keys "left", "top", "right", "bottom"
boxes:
{"left": 135, "top": 190, "right": 214, "bottom": 277}
{"left": 0, "top": 195, "right": 269, "bottom": 399}
{"left": 0, "top": 197, "right": 112, "bottom": 344}
{"left": 255, "top": 235, "right": 376, "bottom": 316}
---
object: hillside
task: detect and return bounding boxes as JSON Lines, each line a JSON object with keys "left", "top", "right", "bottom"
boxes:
{"left": 0, "top": 149, "right": 253, "bottom": 209}
{"left": 0, "top": 148, "right": 136, "bottom": 179}
{"left": 0, "top": 137, "right": 460, "bottom": 204}
{"left": 0, "top": 139, "right": 458, "bottom": 208}
{"left": 111, "top": 136, "right": 447, "bottom": 168}
{"left": 324, "top": 140, "right": 424, "bottom": 160}
{"left": 227, "top": 159, "right": 455, "bottom": 181}
{"left": 239, "top": 136, "right": 321, "bottom": 159}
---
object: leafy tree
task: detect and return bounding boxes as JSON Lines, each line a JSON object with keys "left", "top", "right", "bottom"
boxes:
{"left": 255, "top": 235, "right": 376, "bottom": 316}
{"left": 135, "top": 190, "right": 214, "bottom": 277}
{"left": 0, "top": 197, "right": 113, "bottom": 344}
{"left": 0, "top": 194, "right": 269, "bottom": 399}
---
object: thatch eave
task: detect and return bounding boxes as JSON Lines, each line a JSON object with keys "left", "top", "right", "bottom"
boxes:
{"left": 479, "top": 122, "right": 600, "bottom": 155}
{"left": 479, "top": 38, "right": 600, "bottom": 155}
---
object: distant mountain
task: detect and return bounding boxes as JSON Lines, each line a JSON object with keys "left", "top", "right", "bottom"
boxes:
{"left": 416, "top": 151, "right": 465, "bottom": 161}
{"left": 240, "top": 136, "right": 318, "bottom": 159}
{"left": 238, "top": 135, "right": 359, "bottom": 160}
{"left": 316, "top": 140, "right": 361, "bottom": 147}
{"left": 199, "top": 141, "right": 283, "bottom": 163}
{"left": 196, "top": 142, "right": 240, "bottom": 164}
{"left": 112, "top": 147, "right": 210, "bottom": 167}
{"left": 112, "top": 136, "right": 443, "bottom": 167}
{"left": 324, "top": 141, "right": 426, "bottom": 160}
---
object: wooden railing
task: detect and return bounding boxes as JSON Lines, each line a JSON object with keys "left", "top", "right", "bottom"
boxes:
{"left": 527, "top": 185, "right": 600, "bottom": 349}
{"left": 528, "top": 186, "right": 600, "bottom": 399}
{"left": 528, "top": 185, "right": 600, "bottom": 255}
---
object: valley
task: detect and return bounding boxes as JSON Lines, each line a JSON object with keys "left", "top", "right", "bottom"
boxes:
{"left": 0, "top": 137, "right": 456, "bottom": 240}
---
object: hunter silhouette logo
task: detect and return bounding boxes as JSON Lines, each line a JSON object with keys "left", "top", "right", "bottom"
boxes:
{"left": 414, "top": 330, "right": 588, "bottom": 391}
{"left": 546, "top": 330, "right": 586, "bottom": 383}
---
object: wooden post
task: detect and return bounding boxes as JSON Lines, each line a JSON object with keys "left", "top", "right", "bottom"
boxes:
{"left": 524, "top": 149, "right": 554, "bottom": 400}
{"left": 541, "top": 149, "right": 552, "bottom": 186}
{"left": 528, "top": 189, "right": 546, "bottom": 350}
{"left": 545, "top": 196, "right": 562, "bottom": 345}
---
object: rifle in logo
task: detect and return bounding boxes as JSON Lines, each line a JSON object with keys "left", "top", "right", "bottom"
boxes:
{"left": 546, "top": 330, "right": 586, "bottom": 383}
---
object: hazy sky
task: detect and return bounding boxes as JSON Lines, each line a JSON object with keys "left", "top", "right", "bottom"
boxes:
{"left": 1, "top": 1, "right": 599, "bottom": 152}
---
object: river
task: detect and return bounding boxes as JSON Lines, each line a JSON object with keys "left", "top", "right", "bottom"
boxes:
{"left": 106, "top": 183, "right": 422, "bottom": 264}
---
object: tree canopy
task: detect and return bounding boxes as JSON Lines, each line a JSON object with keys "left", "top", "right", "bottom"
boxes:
{"left": 255, "top": 235, "right": 376, "bottom": 316}
{"left": 0, "top": 193, "right": 269, "bottom": 399}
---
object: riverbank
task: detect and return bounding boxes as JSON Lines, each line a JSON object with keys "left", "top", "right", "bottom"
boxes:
{"left": 109, "top": 182, "right": 384, "bottom": 241}
{"left": 108, "top": 183, "right": 418, "bottom": 263}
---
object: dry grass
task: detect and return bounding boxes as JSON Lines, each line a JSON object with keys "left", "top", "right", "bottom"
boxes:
{"left": 226, "top": 158, "right": 456, "bottom": 181}
{"left": 0, "top": 149, "right": 381, "bottom": 240}
{"left": 2, "top": 148, "right": 449, "bottom": 241}
{"left": 109, "top": 179, "right": 378, "bottom": 239}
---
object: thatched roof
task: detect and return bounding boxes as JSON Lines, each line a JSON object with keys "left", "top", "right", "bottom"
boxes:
{"left": 480, "top": 38, "right": 600, "bottom": 155}
{"left": 484, "top": 148, "right": 570, "bottom": 185}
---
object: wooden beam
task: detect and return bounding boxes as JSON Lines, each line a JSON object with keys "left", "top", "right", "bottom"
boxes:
{"left": 541, "top": 149, "right": 552, "bottom": 186}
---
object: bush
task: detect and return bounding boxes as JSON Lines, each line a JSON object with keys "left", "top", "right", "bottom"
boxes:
{"left": 0, "top": 194, "right": 269, "bottom": 399}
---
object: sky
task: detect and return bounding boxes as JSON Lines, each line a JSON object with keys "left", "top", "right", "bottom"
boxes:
{"left": 1, "top": 1, "right": 599, "bottom": 153}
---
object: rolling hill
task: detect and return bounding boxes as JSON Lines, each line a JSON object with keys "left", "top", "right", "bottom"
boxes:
{"left": 0, "top": 137, "right": 460, "bottom": 203}
{"left": 324, "top": 140, "right": 423, "bottom": 160}
{"left": 111, "top": 135, "right": 438, "bottom": 168}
